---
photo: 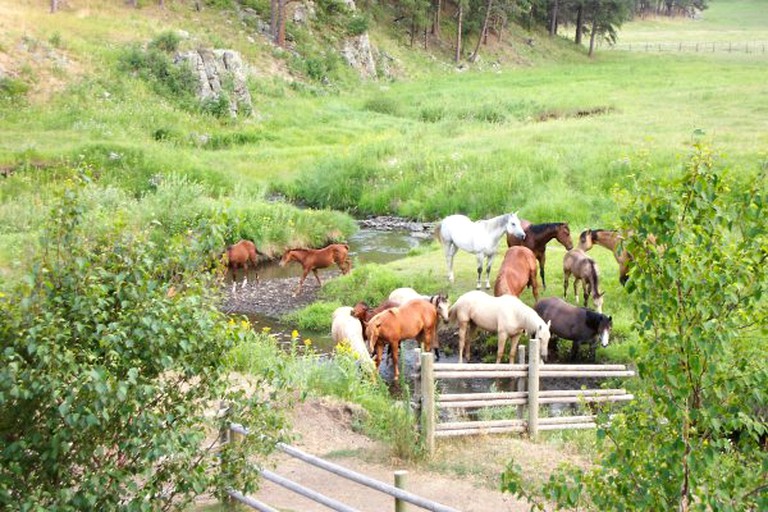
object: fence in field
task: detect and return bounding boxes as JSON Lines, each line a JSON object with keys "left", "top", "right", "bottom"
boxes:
{"left": 221, "top": 424, "right": 461, "bottom": 512}
{"left": 608, "top": 40, "right": 768, "bottom": 54}
{"left": 416, "top": 337, "right": 635, "bottom": 454}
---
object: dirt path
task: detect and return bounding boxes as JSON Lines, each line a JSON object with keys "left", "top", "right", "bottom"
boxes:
{"left": 248, "top": 397, "right": 581, "bottom": 512}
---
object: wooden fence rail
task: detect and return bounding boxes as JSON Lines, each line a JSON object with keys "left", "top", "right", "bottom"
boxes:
{"left": 608, "top": 40, "right": 768, "bottom": 54}
{"left": 419, "top": 337, "right": 635, "bottom": 452}
{"left": 223, "top": 425, "right": 461, "bottom": 512}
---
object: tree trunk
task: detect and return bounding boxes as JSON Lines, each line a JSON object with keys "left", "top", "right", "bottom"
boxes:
{"left": 455, "top": 4, "right": 463, "bottom": 64}
{"left": 276, "top": 0, "right": 287, "bottom": 47}
{"left": 270, "top": 0, "right": 278, "bottom": 38}
{"left": 424, "top": 25, "right": 428, "bottom": 50}
{"left": 588, "top": 15, "right": 597, "bottom": 57}
{"left": 470, "top": 0, "right": 493, "bottom": 62}
{"left": 549, "top": 0, "right": 559, "bottom": 36}
{"left": 410, "top": 15, "right": 416, "bottom": 47}
{"left": 432, "top": 0, "right": 441, "bottom": 36}
{"left": 575, "top": 4, "right": 583, "bottom": 45}
{"left": 50, "top": 0, "right": 58, "bottom": 13}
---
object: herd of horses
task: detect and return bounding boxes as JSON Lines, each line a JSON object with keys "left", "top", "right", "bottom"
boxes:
{"left": 224, "top": 211, "right": 630, "bottom": 378}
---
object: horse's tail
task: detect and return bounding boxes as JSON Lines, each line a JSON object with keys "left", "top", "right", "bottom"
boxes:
{"left": 493, "top": 272, "right": 508, "bottom": 296}
{"left": 433, "top": 222, "right": 444, "bottom": 245}
{"left": 588, "top": 259, "right": 601, "bottom": 293}
{"left": 447, "top": 302, "right": 459, "bottom": 324}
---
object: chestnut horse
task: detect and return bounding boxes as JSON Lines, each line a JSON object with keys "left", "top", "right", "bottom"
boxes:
{"left": 578, "top": 229, "right": 630, "bottom": 285}
{"left": 224, "top": 239, "right": 262, "bottom": 293}
{"left": 493, "top": 246, "right": 540, "bottom": 301}
{"left": 279, "top": 243, "right": 352, "bottom": 296}
{"left": 563, "top": 249, "right": 604, "bottom": 313}
{"left": 506, "top": 221, "right": 573, "bottom": 289}
{"left": 365, "top": 295, "right": 450, "bottom": 380}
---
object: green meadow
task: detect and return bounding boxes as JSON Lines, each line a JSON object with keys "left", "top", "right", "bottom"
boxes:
{"left": 1, "top": 0, "right": 766, "bottom": 355}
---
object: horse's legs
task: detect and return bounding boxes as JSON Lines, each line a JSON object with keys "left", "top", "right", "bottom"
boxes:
{"left": 458, "top": 321, "right": 469, "bottom": 363}
{"left": 582, "top": 280, "right": 590, "bottom": 308}
{"left": 474, "top": 253, "right": 485, "bottom": 289}
{"left": 444, "top": 243, "right": 458, "bottom": 284}
{"left": 295, "top": 269, "right": 310, "bottom": 296}
{"left": 570, "top": 340, "right": 581, "bottom": 361}
{"left": 508, "top": 332, "right": 523, "bottom": 363}
{"left": 391, "top": 341, "right": 400, "bottom": 380}
{"left": 539, "top": 253, "right": 547, "bottom": 290}
{"left": 563, "top": 271, "right": 570, "bottom": 299}
{"left": 483, "top": 253, "right": 496, "bottom": 290}
{"left": 312, "top": 269, "right": 322, "bottom": 286}
{"left": 530, "top": 267, "right": 540, "bottom": 302}
{"left": 496, "top": 331, "right": 508, "bottom": 364}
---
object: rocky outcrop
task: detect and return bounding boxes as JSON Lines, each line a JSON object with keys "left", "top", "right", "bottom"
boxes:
{"left": 341, "top": 33, "right": 377, "bottom": 80}
{"left": 175, "top": 49, "right": 253, "bottom": 117}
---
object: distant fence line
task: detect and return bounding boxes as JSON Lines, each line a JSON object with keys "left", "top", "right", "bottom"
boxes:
{"left": 609, "top": 40, "right": 768, "bottom": 54}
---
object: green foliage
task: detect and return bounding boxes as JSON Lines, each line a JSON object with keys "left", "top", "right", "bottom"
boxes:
{"left": 503, "top": 145, "right": 768, "bottom": 510}
{"left": 0, "top": 182, "right": 287, "bottom": 509}
{"left": 363, "top": 96, "right": 402, "bottom": 116}
{"left": 118, "top": 45, "right": 198, "bottom": 108}
{"left": 347, "top": 13, "right": 370, "bottom": 36}
{"left": 148, "top": 31, "right": 182, "bottom": 54}
{"left": 0, "top": 76, "right": 29, "bottom": 104}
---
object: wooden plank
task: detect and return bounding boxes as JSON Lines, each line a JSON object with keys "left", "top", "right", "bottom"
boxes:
{"left": 421, "top": 352, "right": 435, "bottom": 457}
{"left": 538, "top": 370, "right": 635, "bottom": 378}
{"left": 439, "top": 391, "right": 528, "bottom": 401}
{"left": 538, "top": 422, "right": 596, "bottom": 431}
{"left": 540, "top": 364, "right": 629, "bottom": 371}
{"left": 539, "top": 389, "right": 626, "bottom": 397}
{"left": 435, "top": 425, "right": 526, "bottom": 437}
{"left": 433, "top": 363, "right": 528, "bottom": 371}
{"left": 539, "top": 394, "right": 634, "bottom": 404}
{"left": 539, "top": 415, "right": 596, "bottom": 425}
{"left": 528, "top": 337, "right": 540, "bottom": 440}
{"left": 437, "top": 419, "right": 526, "bottom": 431}
{"left": 435, "top": 371, "right": 527, "bottom": 379}
{"left": 438, "top": 399, "right": 527, "bottom": 408}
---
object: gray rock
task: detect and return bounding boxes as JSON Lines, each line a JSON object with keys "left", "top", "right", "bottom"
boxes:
{"left": 175, "top": 49, "right": 254, "bottom": 117}
{"left": 341, "top": 33, "right": 376, "bottom": 80}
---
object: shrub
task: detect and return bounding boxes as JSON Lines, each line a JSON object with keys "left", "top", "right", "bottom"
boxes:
{"left": 148, "top": 31, "right": 182, "bottom": 53}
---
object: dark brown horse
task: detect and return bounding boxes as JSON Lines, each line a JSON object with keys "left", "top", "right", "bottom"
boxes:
{"left": 224, "top": 239, "right": 262, "bottom": 293}
{"left": 534, "top": 297, "right": 612, "bottom": 362}
{"left": 578, "top": 229, "right": 631, "bottom": 285}
{"left": 365, "top": 296, "right": 449, "bottom": 380}
{"left": 507, "top": 221, "right": 573, "bottom": 289}
{"left": 279, "top": 243, "right": 352, "bottom": 296}
{"left": 563, "top": 249, "right": 604, "bottom": 313}
{"left": 493, "top": 246, "right": 540, "bottom": 301}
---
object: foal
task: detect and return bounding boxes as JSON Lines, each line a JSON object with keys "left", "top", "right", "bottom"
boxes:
{"left": 279, "top": 243, "right": 352, "bottom": 296}
{"left": 563, "top": 249, "right": 604, "bottom": 313}
{"left": 224, "top": 239, "right": 262, "bottom": 293}
{"left": 578, "top": 229, "right": 631, "bottom": 285}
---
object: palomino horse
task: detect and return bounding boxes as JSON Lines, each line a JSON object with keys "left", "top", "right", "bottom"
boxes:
{"left": 506, "top": 221, "right": 573, "bottom": 289}
{"left": 279, "top": 243, "right": 352, "bottom": 296}
{"left": 493, "top": 246, "right": 540, "bottom": 301}
{"left": 534, "top": 297, "right": 612, "bottom": 362}
{"left": 331, "top": 306, "right": 374, "bottom": 370}
{"left": 563, "top": 249, "right": 604, "bottom": 313}
{"left": 388, "top": 287, "right": 430, "bottom": 306}
{"left": 224, "top": 239, "right": 262, "bottom": 293}
{"left": 365, "top": 295, "right": 450, "bottom": 380}
{"left": 435, "top": 212, "right": 526, "bottom": 289}
{"left": 578, "top": 229, "right": 630, "bottom": 285}
{"left": 448, "top": 290, "right": 550, "bottom": 364}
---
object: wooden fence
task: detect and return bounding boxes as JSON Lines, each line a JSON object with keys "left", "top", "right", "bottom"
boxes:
{"left": 221, "top": 424, "right": 461, "bottom": 512}
{"left": 417, "top": 337, "right": 635, "bottom": 454}
{"left": 608, "top": 40, "right": 768, "bottom": 54}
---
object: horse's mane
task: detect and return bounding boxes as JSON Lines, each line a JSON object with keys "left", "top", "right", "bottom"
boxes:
{"left": 529, "top": 222, "right": 566, "bottom": 234}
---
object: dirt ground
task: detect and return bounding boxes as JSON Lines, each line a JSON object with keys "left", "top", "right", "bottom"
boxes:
{"left": 246, "top": 397, "right": 585, "bottom": 512}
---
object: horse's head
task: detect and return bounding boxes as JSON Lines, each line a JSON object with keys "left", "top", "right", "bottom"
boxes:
{"left": 598, "top": 315, "right": 613, "bottom": 347}
{"left": 558, "top": 223, "right": 574, "bottom": 250}
{"left": 578, "top": 229, "right": 594, "bottom": 251}
{"left": 536, "top": 320, "right": 552, "bottom": 362}
{"left": 506, "top": 212, "right": 526, "bottom": 240}
{"left": 351, "top": 301, "right": 370, "bottom": 321}
{"left": 431, "top": 294, "right": 450, "bottom": 322}
{"left": 279, "top": 250, "right": 294, "bottom": 267}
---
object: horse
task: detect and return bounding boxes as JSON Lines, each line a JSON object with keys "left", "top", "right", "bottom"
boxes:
{"left": 506, "top": 221, "right": 573, "bottom": 289}
{"left": 365, "top": 296, "right": 450, "bottom": 380}
{"left": 563, "top": 249, "right": 604, "bottom": 313}
{"left": 331, "top": 306, "right": 374, "bottom": 370}
{"left": 493, "top": 246, "right": 540, "bottom": 301}
{"left": 578, "top": 229, "right": 631, "bottom": 285}
{"left": 388, "top": 287, "right": 430, "bottom": 306}
{"left": 351, "top": 299, "right": 400, "bottom": 340}
{"left": 533, "top": 297, "right": 612, "bottom": 362}
{"left": 279, "top": 243, "right": 352, "bottom": 296}
{"left": 448, "top": 290, "right": 550, "bottom": 364}
{"left": 224, "top": 239, "right": 262, "bottom": 293}
{"left": 435, "top": 212, "right": 526, "bottom": 289}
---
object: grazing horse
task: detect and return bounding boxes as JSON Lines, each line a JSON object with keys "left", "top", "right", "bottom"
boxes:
{"left": 506, "top": 221, "right": 573, "bottom": 289}
{"left": 563, "top": 249, "right": 604, "bottom": 313}
{"left": 435, "top": 212, "right": 526, "bottom": 289}
{"left": 331, "top": 306, "right": 374, "bottom": 370}
{"left": 448, "top": 290, "right": 550, "bottom": 364}
{"left": 534, "top": 297, "right": 612, "bottom": 362}
{"left": 578, "top": 229, "right": 631, "bottom": 285}
{"left": 279, "top": 243, "right": 352, "bottom": 296}
{"left": 351, "top": 299, "right": 400, "bottom": 341}
{"left": 224, "top": 239, "right": 262, "bottom": 293}
{"left": 493, "top": 246, "right": 540, "bottom": 301}
{"left": 366, "top": 296, "right": 450, "bottom": 380}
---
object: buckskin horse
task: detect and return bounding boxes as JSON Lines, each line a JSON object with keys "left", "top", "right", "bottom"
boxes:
{"left": 435, "top": 212, "right": 526, "bottom": 289}
{"left": 506, "top": 221, "right": 573, "bottom": 289}
{"left": 578, "top": 228, "right": 631, "bottom": 285}
{"left": 224, "top": 239, "right": 263, "bottom": 293}
{"left": 563, "top": 249, "right": 604, "bottom": 313}
{"left": 279, "top": 243, "right": 352, "bottom": 296}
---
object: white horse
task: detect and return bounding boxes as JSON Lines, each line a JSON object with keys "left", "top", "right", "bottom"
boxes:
{"left": 448, "top": 290, "right": 551, "bottom": 364}
{"left": 331, "top": 306, "right": 374, "bottom": 370}
{"left": 388, "top": 287, "right": 430, "bottom": 305}
{"left": 435, "top": 212, "right": 526, "bottom": 289}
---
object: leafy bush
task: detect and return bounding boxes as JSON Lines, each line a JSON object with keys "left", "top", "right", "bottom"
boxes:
{"left": 0, "top": 76, "right": 29, "bottom": 103}
{"left": 119, "top": 45, "right": 198, "bottom": 106}
{"left": 0, "top": 183, "right": 287, "bottom": 509}
{"left": 347, "top": 14, "right": 369, "bottom": 36}
{"left": 364, "top": 96, "right": 402, "bottom": 116}
{"left": 148, "top": 31, "right": 182, "bottom": 53}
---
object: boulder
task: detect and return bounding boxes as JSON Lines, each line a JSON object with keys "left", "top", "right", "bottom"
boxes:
{"left": 340, "top": 33, "right": 376, "bottom": 80}
{"left": 175, "top": 49, "right": 253, "bottom": 117}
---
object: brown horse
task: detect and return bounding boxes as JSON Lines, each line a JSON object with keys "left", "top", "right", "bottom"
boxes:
{"left": 224, "top": 239, "right": 262, "bottom": 293}
{"left": 493, "top": 246, "right": 540, "bottom": 301}
{"left": 534, "top": 297, "right": 612, "bottom": 362}
{"left": 279, "top": 243, "right": 352, "bottom": 296}
{"left": 351, "top": 299, "right": 399, "bottom": 341}
{"left": 365, "top": 296, "right": 449, "bottom": 380}
{"left": 507, "top": 221, "right": 573, "bottom": 289}
{"left": 578, "top": 229, "right": 631, "bottom": 285}
{"left": 563, "top": 249, "right": 604, "bottom": 313}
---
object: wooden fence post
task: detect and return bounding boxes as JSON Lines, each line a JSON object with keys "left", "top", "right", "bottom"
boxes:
{"left": 528, "top": 338, "right": 540, "bottom": 441}
{"left": 420, "top": 351, "right": 435, "bottom": 457}
{"left": 394, "top": 470, "right": 408, "bottom": 512}
{"left": 516, "top": 345, "right": 526, "bottom": 420}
